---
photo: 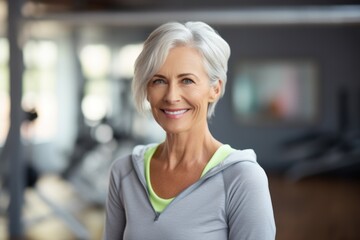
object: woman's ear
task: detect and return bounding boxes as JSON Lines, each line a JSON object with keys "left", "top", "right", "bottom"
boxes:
{"left": 209, "top": 80, "right": 222, "bottom": 103}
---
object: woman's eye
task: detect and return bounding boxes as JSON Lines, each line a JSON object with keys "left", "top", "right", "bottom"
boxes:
{"left": 182, "top": 78, "right": 194, "bottom": 84}
{"left": 152, "top": 79, "right": 166, "bottom": 84}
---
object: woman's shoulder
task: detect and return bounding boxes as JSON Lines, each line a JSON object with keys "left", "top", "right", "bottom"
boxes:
{"left": 110, "top": 154, "right": 134, "bottom": 177}
{"left": 222, "top": 149, "right": 269, "bottom": 189}
{"left": 226, "top": 159, "right": 267, "bottom": 181}
{"left": 110, "top": 143, "right": 158, "bottom": 176}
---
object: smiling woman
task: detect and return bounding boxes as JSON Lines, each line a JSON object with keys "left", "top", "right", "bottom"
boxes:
{"left": 146, "top": 46, "right": 221, "bottom": 134}
{"left": 133, "top": 21, "right": 229, "bottom": 119}
{"left": 103, "top": 21, "right": 276, "bottom": 240}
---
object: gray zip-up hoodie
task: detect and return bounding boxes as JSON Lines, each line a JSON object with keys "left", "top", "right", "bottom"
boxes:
{"left": 104, "top": 144, "right": 276, "bottom": 240}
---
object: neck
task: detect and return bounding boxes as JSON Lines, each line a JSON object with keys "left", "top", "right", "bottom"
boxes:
{"left": 156, "top": 127, "right": 222, "bottom": 170}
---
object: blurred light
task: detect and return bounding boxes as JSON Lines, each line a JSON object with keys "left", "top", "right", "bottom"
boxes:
{"left": 81, "top": 95, "right": 108, "bottom": 121}
{"left": 22, "top": 40, "right": 59, "bottom": 141}
{"left": 0, "top": 38, "right": 10, "bottom": 144}
{"left": 0, "top": 38, "right": 8, "bottom": 65}
{"left": 24, "top": 41, "right": 58, "bottom": 69}
{"left": 93, "top": 124, "right": 113, "bottom": 143}
{"left": 0, "top": 93, "right": 9, "bottom": 144}
{"left": 80, "top": 44, "right": 111, "bottom": 79}
{"left": 37, "top": 41, "right": 58, "bottom": 69}
{"left": 114, "top": 43, "right": 143, "bottom": 79}
{"left": 24, "top": 41, "right": 36, "bottom": 68}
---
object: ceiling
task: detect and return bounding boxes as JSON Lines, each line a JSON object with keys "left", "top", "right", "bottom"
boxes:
{"left": 26, "top": 0, "right": 360, "bottom": 12}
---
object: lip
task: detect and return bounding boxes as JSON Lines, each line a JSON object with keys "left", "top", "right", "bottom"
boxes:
{"left": 161, "top": 108, "right": 190, "bottom": 119}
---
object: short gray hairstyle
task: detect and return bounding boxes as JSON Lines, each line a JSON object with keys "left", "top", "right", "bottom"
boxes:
{"left": 132, "top": 21, "right": 231, "bottom": 118}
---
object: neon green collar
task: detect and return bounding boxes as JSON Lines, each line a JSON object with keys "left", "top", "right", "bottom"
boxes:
{"left": 144, "top": 144, "right": 235, "bottom": 212}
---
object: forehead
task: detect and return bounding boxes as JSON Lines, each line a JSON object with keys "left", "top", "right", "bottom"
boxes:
{"left": 156, "top": 46, "right": 206, "bottom": 75}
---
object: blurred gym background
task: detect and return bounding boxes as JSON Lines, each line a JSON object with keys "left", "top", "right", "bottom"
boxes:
{"left": 1, "top": 0, "right": 360, "bottom": 239}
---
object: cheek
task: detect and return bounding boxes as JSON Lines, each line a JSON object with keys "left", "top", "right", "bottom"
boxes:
{"left": 194, "top": 87, "right": 213, "bottom": 99}
{"left": 146, "top": 89, "right": 158, "bottom": 104}
{"left": 147, "top": 86, "right": 167, "bottom": 102}
{"left": 188, "top": 91, "right": 212, "bottom": 109}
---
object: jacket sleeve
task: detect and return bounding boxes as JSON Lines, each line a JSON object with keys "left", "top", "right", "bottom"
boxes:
{"left": 103, "top": 161, "right": 126, "bottom": 240}
{"left": 225, "top": 162, "right": 276, "bottom": 240}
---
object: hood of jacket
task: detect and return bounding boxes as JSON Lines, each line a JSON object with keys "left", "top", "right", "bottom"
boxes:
{"left": 131, "top": 143, "right": 257, "bottom": 183}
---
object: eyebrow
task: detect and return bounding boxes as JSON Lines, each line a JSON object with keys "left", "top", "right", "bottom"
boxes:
{"left": 153, "top": 73, "right": 197, "bottom": 79}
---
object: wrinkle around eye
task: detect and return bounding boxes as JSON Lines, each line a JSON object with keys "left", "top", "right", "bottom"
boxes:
{"left": 151, "top": 78, "right": 167, "bottom": 85}
{"left": 182, "top": 78, "right": 195, "bottom": 85}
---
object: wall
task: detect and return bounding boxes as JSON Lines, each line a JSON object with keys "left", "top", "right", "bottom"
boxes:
{"left": 209, "top": 25, "right": 360, "bottom": 171}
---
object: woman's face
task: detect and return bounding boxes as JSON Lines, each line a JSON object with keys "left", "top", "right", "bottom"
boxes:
{"left": 147, "top": 46, "right": 220, "bottom": 134}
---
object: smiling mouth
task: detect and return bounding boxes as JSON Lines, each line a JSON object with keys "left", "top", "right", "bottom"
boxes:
{"left": 162, "top": 109, "right": 189, "bottom": 116}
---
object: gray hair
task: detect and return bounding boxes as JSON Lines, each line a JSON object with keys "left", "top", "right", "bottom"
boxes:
{"left": 132, "top": 21, "right": 231, "bottom": 118}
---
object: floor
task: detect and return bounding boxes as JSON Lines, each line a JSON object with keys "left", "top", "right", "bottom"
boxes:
{"left": 1, "top": 173, "right": 360, "bottom": 240}
{"left": 0, "top": 175, "right": 104, "bottom": 240}
{"left": 270, "top": 174, "right": 360, "bottom": 240}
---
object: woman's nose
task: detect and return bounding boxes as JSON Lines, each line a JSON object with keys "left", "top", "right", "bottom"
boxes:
{"left": 163, "top": 83, "right": 181, "bottom": 103}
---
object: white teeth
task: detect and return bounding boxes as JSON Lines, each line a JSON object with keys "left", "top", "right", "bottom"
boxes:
{"left": 164, "top": 109, "right": 187, "bottom": 115}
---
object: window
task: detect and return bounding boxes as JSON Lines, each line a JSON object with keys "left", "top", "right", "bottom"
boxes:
{"left": 0, "top": 38, "right": 9, "bottom": 144}
{"left": 23, "top": 40, "right": 58, "bottom": 141}
{"left": 80, "top": 44, "right": 112, "bottom": 122}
